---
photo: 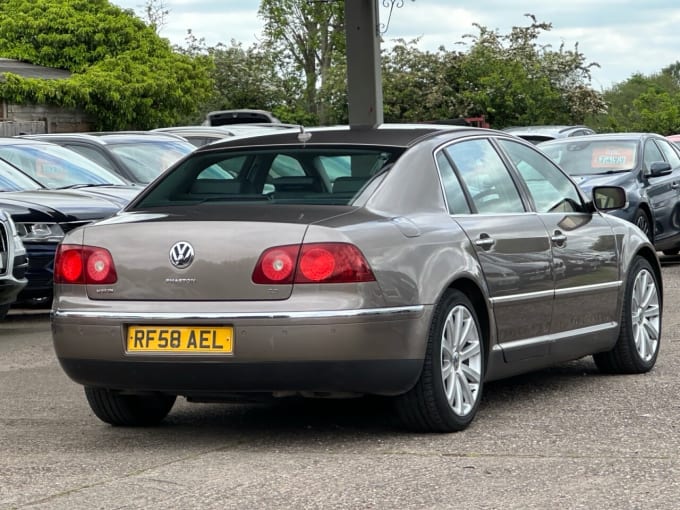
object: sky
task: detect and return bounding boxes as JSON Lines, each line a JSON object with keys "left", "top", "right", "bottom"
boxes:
{"left": 113, "top": 0, "right": 680, "bottom": 90}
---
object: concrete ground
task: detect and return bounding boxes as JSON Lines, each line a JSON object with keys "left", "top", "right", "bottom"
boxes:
{"left": 1, "top": 258, "right": 679, "bottom": 509}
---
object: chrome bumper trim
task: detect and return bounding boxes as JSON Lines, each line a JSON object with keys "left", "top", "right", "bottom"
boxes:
{"left": 52, "top": 305, "right": 426, "bottom": 321}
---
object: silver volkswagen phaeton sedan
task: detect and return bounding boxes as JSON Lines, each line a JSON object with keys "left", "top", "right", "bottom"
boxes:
{"left": 51, "top": 125, "right": 662, "bottom": 432}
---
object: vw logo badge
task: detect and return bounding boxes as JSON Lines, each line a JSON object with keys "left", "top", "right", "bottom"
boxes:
{"left": 169, "top": 241, "right": 195, "bottom": 269}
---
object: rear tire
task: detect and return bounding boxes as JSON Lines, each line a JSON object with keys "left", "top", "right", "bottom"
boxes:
{"left": 395, "top": 289, "right": 484, "bottom": 432}
{"left": 84, "top": 387, "right": 176, "bottom": 426}
{"left": 593, "top": 256, "right": 661, "bottom": 374}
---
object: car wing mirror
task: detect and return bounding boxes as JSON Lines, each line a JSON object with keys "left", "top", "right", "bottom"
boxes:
{"left": 592, "top": 186, "right": 626, "bottom": 211}
{"left": 648, "top": 161, "right": 672, "bottom": 177}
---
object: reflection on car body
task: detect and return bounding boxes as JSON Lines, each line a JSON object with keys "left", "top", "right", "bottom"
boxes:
{"left": 51, "top": 125, "right": 663, "bottom": 432}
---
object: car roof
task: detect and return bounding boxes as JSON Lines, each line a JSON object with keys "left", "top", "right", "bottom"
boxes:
{"left": 538, "top": 132, "right": 662, "bottom": 146}
{"left": 0, "top": 137, "right": 57, "bottom": 147}
{"left": 197, "top": 124, "right": 499, "bottom": 151}
{"left": 153, "top": 125, "right": 300, "bottom": 138}
{"left": 503, "top": 125, "right": 593, "bottom": 135}
{"left": 21, "top": 131, "right": 190, "bottom": 145}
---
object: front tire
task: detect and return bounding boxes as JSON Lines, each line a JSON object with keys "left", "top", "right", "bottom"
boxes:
{"left": 634, "top": 209, "right": 653, "bottom": 241}
{"left": 593, "top": 256, "right": 661, "bottom": 373}
{"left": 395, "top": 290, "right": 484, "bottom": 432}
{"left": 84, "top": 387, "right": 176, "bottom": 426}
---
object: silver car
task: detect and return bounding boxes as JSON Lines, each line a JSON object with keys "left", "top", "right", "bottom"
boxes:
{"left": 51, "top": 125, "right": 662, "bottom": 432}
{"left": 0, "top": 209, "right": 28, "bottom": 319}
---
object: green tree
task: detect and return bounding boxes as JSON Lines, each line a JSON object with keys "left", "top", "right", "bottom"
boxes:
{"left": 379, "top": 15, "right": 604, "bottom": 128}
{"left": 588, "top": 65, "right": 680, "bottom": 134}
{"left": 455, "top": 15, "right": 605, "bottom": 128}
{"left": 381, "top": 39, "right": 463, "bottom": 122}
{"left": 0, "top": 0, "right": 213, "bottom": 129}
{"left": 258, "top": 0, "right": 346, "bottom": 124}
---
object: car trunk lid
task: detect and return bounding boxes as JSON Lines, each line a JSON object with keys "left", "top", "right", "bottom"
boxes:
{"left": 81, "top": 204, "right": 354, "bottom": 301}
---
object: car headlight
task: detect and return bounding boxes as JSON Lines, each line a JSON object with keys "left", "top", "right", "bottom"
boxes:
{"left": 15, "top": 222, "right": 65, "bottom": 243}
{"left": 5, "top": 217, "right": 27, "bottom": 254}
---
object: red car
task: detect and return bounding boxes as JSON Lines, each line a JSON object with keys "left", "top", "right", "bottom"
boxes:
{"left": 667, "top": 134, "right": 680, "bottom": 148}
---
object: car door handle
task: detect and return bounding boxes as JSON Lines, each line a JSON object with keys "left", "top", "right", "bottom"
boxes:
{"left": 672, "top": 182, "right": 680, "bottom": 189}
{"left": 551, "top": 230, "right": 567, "bottom": 247}
{"left": 474, "top": 234, "right": 495, "bottom": 250}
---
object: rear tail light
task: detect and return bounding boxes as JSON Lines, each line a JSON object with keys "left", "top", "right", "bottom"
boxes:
{"left": 54, "top": 244, "right": 117, "bottom": 285}
{"left": 253, "top": 243, "right": 375, "bottom": 284}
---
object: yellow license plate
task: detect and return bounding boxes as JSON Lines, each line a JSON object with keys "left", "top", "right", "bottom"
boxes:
{"left": 126, "top": 326, "right": 233, "bottom": 354}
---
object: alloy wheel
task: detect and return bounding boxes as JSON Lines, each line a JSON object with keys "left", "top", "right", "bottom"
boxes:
{"left": 631, "top": 268, "right": 660, "bottom": 362}
{"left": 440, "top": 305, "right": 482, "bottom": 416}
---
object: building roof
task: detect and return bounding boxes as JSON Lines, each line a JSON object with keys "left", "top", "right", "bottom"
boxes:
{"left": 0, "top": 58, "right": 71, "bottom": 80}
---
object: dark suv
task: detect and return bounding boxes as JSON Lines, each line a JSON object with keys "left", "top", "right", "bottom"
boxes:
{"left": 540, "top": 132, "right": 680, "bottom": 255}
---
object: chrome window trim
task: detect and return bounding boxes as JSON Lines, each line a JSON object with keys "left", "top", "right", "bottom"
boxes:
{"left": 52, "top": 304, "right": 425, "bottom": 321}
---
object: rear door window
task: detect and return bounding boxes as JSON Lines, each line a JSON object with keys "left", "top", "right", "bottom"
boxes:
{"left": 445, "top": 139, "right": 525, "bottom": 214}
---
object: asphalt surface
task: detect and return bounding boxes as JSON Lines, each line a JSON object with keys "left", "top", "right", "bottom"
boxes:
{"left": 2, "top": 259, "right": 680, "bottom": 509}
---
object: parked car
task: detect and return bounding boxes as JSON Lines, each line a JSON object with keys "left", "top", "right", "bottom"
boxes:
{"left": 539, "top": 133, "right": 680, "bottom": 254}
{"left": 667, "top": 134, "right": 680, "bottom": 148}
{"left": 503, "top": 125, "right": 595, "bottom": 144}
{"left": 152, "top": 124, "right": 300, "bottom": 147}
{"left": 202, "top": 109, "right": 280, "bottom": 126}
{"left": 0, "top": 208, "right": 28, "bottom": 319}
{"left": 0, "top": 138, "right": 141, "bottom": 202}
{"left": 51, "top": 125, "right": 662, "bottom": 432}
{"left": 0, "top": 157, "right": 130, "bottom": 306}
{"left": 21, "top": 132, "right": 195, "bottom": 185}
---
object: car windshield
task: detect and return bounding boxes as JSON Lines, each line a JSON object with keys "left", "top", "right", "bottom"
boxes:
{"left": 0, "top": 157, "right": 44, "bottom": 191}
{"left": 541, "top": 140, "right": 638, "bottom": 176}
{"left": 133, "top": 146, "right": 403, "bottom": 209}
{"left": 0, "top": 144, "right": 129, "bottom": 188}
{"left": 107, "top": 140, "right": 195, "bottom": 184}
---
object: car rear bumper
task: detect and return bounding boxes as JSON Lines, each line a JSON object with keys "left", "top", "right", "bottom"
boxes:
{"left": 51, "top": 305, "right": 432, "bottom": 396}
{"left": 57, "top": 358, "right": 423, "bottom": 397}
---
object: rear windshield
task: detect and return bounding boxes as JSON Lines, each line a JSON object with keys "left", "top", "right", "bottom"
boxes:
{"left": 133, "top": 146, "right": 403, "bottom": 208}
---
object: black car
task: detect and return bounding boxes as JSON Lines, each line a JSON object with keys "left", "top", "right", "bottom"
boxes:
{"left": 0, "top": 208, "right": 28, "bottom": 319}
{"left": 0, "top": 137, "right": 142, "bottom": 202}
{"left": 540, "top": 133, "right": 680, "bottom": 254}
{"left": 0, "top": 157, "right": 128, "bottom": 306}
{"left": 22, "top": 132, "right": 195, "bottom": 185}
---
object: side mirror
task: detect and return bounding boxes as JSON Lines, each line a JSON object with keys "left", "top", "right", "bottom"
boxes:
{"left": 648, "top": 161, "right": 672, "bottom": 177}
{"left": 592, "top": 186, "right": 626, "bottom": 211}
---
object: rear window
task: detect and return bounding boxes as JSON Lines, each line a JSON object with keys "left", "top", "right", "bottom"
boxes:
{"left": 107, "top": 140, "right": 195, "bottom": 183}
{"left": 133, "top": 146, "right": 402, "bottom": 208}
